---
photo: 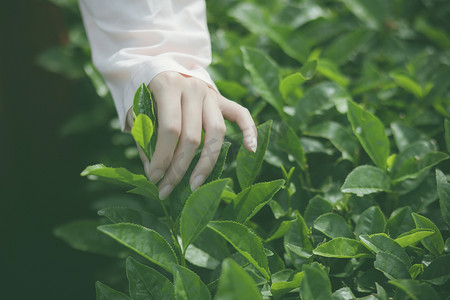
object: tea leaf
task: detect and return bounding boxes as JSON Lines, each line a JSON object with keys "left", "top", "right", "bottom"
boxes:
{"left": 174, "top": 265, "right": 211, "bottom": 300}
{"left": 355, "top": 206, "right": 386, "bottom": 237}
{"left": 313, "top": 213, "right": 353, "bottom": 239}
{"left": 271, "top": 272, "right": 304, "bottom": 300}
{"left": 304, "top": 196, "right": 333, "bottom": 227}
{"left": 226, "top": 179, "right": 284, "bottom": 223}
{"left": 313, "top": 238, "right": 372, "bottom": 258}
{"left": 236, "top": 120, "right": 272, "bottom": 189}
{"left": 412, "top": 213, "right": 444, "bottom": 256}
{"left": 300, "top": 262, "right": 333, "bottom": 300}
{"left": 180, "top": 179, "right": 229, "bottom": 251}
{"left": 347, "top": 100, "right": 390, "bottom": 169}
{"left": 445, "top": 119, "right": 450, "bottom": 153}
{"left": 392, "top": 151, "right": 448, "bottom": 184}
{"left": 395, "top": 228, "right": 435, "bottom": 248}
{"left": 133, "top": 83, "right": 155, "bottom": 122}
{"left": 95, "top": 281, "right": 130, "bottom": 300}
{"left": 389, "top": 279, "right": 439, "bottom": 300}
{"left": 374, "top": 252, "right": 411, "bottom": 280}
{"left": 126, "top": 257, "right": 174, "bottom": 300}
{"left": 359, "top": 234, "right": 411, "bottom": 267}
{"left": 208, "top": 221, "right": 270, "bottom": 280}
{"left": 214, "top": 259, "right": 262, "bottom": 300}
{"left": 422, "top": 254, "right": 450, "bottom": 285}
{"left": 341, "top": 165, "right": 391, "bottom": 196}
{"left": 131, "top": 114, "right": 153, "bottom": 159}
{"left": 339, "top": 0, "right": 389, "bottom": 30}
{"left": 98, "top": 223, "right": 178, "bottom": 273}
{"left": 436, "top": 169, "right": 450, "bottom": 225}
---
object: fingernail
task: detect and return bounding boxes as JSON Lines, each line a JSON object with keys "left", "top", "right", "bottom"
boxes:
{"left": 159, "top": 184, "right": 174, "bottom": 200}
{"left": 149, "top": 169, "right": 164, "bottom": 183}
{"left": 250, "top": 137, "right": 257, "bottom": 153}
{"left": 190, "top": 175, "right": 206, "bottom": 191}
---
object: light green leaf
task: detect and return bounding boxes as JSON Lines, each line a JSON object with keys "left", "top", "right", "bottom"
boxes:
{"left": 174, "top": 265, "right": 211, "bottom": 300}
{"left": 236, "top": 121, "right": 272, "bottom": 189}
{"left": 341, "top": 165, "right": 391, "bottom": 196}
{"left": 313, "top": 238, "right": 372, "bottom": 258}
{"left": 422, "top": 254, "right": 450, "bottom": 285}
{"left": 227, "top": 179, "right": 284, "bottom": 223}
{"left": 409, "top": 264, "right": 423, "bottom": 279}
{"left": 98, "top": 223, "right": 178, "bottom": 273}
{"left": 54, "top": 220, "right": 128, "bottom": 258}
{"left": 316, "top": 59, "right": 350, "bottom": 88}
{"left": 389, "top": 279, "right": 439, "bottom": 300}
{"left": 374, "top": 252, "right": 411, "bottom": 280}
{"left": 304, "top": 121, "right": 358, "bottom": 161}
{"left": 266, "top": 218, "right": 297, "bottom": 242}
{"left": 359, "top": 234, "right": 411, "bottom": 267}
{"left": 126, "top": 257, "right": 174, "bottom": 300}
{"left": 355, "top": 206, "right": 386, "bottom": 237}
{"left": 390, "top": 71, "right": 424, "bottom": 98}
{"left": 271, "top": 272, "right": 304, "bottom": 300}
{"left": 412, "top": 213, "right": 444, "bottom": 256}
{"left": 208, "top": 221, "right": 270, "bottom": 280}
{"left": 95, "top": 281, "right": 130, "bottom": 300}
{"left": 81, "top": 164, "right": 158, "bottom": 201}
{"left": 131, "top": 114, "right": 153, "bottom": 159}
{"left": 214, "top": 258, "right": 262, "bottom": 300}
{"left": 313, "top": 213, "right": 353, "bottom": 239}
{"left": 436, "top": 169, "right": 450, "bottom": 225}
{"left": 300, "top": 262, "right": 333, "bottom": 300}
{"left": 395, "top": 228, "right": 435, "bottom": 248}
{"left": 241, "top": 47, "right": 283, "bottom": 114}
{"left": 180, "top": 179, "right": 229, "bottom": 251}
{"left": 347, "top": 100, "right": 390, "bottom": 169}
{"left": 279, "top": 73, "right": 305, "bottom": 100}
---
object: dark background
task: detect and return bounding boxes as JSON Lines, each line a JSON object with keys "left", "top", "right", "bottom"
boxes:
{"left": 1, "top": 1, "right": 113, "bottom": 298}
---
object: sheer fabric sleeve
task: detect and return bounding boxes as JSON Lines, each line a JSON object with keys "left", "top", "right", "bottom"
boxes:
{"left": 78, "top": 0, "right": 216, "bottom": 131}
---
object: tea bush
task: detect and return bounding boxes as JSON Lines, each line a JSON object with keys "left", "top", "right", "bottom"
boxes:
{"left": 51, "top": 0, "right": 450, "bottom": 299}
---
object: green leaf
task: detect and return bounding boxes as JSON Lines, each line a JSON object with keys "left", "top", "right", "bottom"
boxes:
{"left": 54, "top": 220, "right": 128, "bottom": 258}
{"left": 390, "top": 71, "right": 424, "bottom": 98}
{"left": 236, "top": 120, "right": 272, "bottom": 189}
{"left": 266, "top": 218, "right": 297, "bottom": 242}
{"left": 304, "top": 121, "right": 358, "bottom": 161}
{"left": 284, "top": 212, "right": 314, "bottom": 267}
{"left": 359, "top": 234, "right": 411, "bottom": 267}
{"left": 300, "top": 60, "right": 318, "bottom": 80}
{"left": 391, "top": 151, "right": 449, "bottom": 184}
{"left": 286, "top": 243, "right": 313, "bottom": 259}
{"left": 98, "top": 223, "right": 178, "bottom": 273}
{"left": 208, "top": 221, "right": 270, "bottom": 280}
{"left": 316, "top": 59, "right": 350, "bottom": 88}
{"left": 395, "top": 229, "right": 435, "bottom": 248}
{"left": 95, "top": 281, "right": 130, "bottom": 300}
{"left": 98, "top": 207, "right": 172, "bottom": 245}
{"left": 339, "top": 0, "right": 390, "bottom": 30}
{"left": 436, "top": 169, "right": 450, "bottom": 225}
{"left": 279, "top": 73, "right": 305, "bottom": 100}
{"left": 304, "top": 196, "right": 333, "bottom": 227}
{"left": 355, "top": 206, "right": 386, "bottom": 237}
{"left": 374, "top": 252, "right": 411, "bottom": 280}
{"left": 313, "top": 238, "right": 372, "bottom": 258}
{"left": 389, "top": 279, "right": 439, "bottom": 300}
{"left": 332, "top": 287, "right": 356, "bottom": 300}
{"left": 409, "top": 264, "right": 423, "bottom": 279}
{"left": 133, "top": 83, "right": 156, "bottom": 122}
{"left": 341, "top": 165, "right": 391, "bottom": 196}
{"left": 241, "top": 47, "right": 284, "bottom": 114}
{"left": 445, "top": 119, "right": 450, "bottom": 153}
{"left": 412, "top": 213, "right": 444, "bottom": 256}
{"left": 300, "top": 262, "right": 333, "bottom": 300}
{"left": 174, "top": 265, "right": 211, "bottom": 300}
{"left": 273, "top": 122, "right": 307, "bottom": 170}
{"left": 81, "top": 164, "right": 158, "bottom": 201}
{"left": 295, "top": 82, "right": 351, "bottom": 125}
{"left": 313, "top": 213, "right": 353, "bottom": 239}
{"left": 271, "top": 272, "right": 304, "bottom": 300}
{"left": 180, "top": 179, "right": 229, "bottom": 251}
{"left": 386, "top": 206, "right": 415, "bottom": 238}
{"left": 227, "top": 179, "right": 284, "bottom": 223}
{"left": 347, "top": 100, "right": 390, "bottom": 169}
{"left": 126, "top": 257, "right": 174, "bottom": 300}
{"left": 390, "top": 122, "right": 424, "bottom": 152}
{"left": 131, "top": 114, "right": 153, "bottom": 159}
{"left": 214, "top": 258, "right": 263, "bottom": 300}
{"left": 422, "top": 254, "right": 450, "bottom": 285}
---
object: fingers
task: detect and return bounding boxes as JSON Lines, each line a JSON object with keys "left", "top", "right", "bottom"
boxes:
{"left": 218, "top": 95, "right": 257, "bottom": 152}
{"left": 157, "top": 80, "right": 204, "bottom": 199}
{"left": 190, "top": 92, "right": 226, "bottom": 191}
{"left": 146, "top": 84, "right": 182, "bottom": 184}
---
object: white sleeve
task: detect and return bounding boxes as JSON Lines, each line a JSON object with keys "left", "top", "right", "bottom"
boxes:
{"left": 78, "top": 0, "right": 216, "bottom": 131}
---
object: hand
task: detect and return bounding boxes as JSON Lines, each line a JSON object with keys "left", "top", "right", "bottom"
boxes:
{"left": 127, "top": 71, "right": 257, "bottom": 199}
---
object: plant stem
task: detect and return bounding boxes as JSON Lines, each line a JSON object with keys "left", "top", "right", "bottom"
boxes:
{"left": 159, "top": 200, "right": 186, "bottom": 266}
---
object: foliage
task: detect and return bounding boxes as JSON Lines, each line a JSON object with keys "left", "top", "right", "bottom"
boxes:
{"left": 50, "top": 0, "right": 450, "bottom": 299}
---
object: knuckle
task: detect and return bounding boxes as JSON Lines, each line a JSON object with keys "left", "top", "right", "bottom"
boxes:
{"left": 161, "top": 123, "right": 181, "bottom": 137}
{"left": 212, "top": 122, "right": 226, "bottom": 136}
{"left": 182, "top": 134, "right": 201, "bottom": 148}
